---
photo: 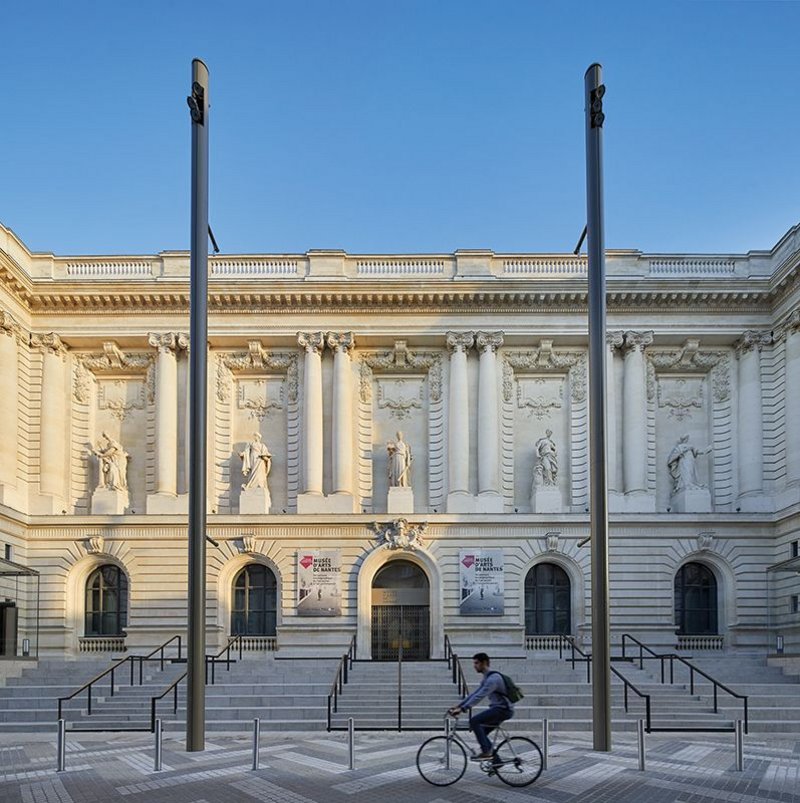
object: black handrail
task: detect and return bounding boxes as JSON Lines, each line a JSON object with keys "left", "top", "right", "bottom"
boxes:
{"left": 444, "top": 635, "right": 470, "bottom": 698}
{"left": 326, "top": 634, "right": 357, "bottom": 731}
{"left": 57, "top": 634, "right": 182, "bottom": 723}
{"left": 621, "top": 633, "right": 748, "bottom": 733}
{"left": 149, "top": 634, "right": 246, "bottom": 732}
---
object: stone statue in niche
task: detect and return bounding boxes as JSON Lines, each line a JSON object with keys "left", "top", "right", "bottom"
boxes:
{"left": 239, "top": 432, "right": 272, "bottom": 514}
{"left": 89, "top": 432, "right": 130, "bottom": 514}
{"left": 533, "top": 429, "right": 558, "bottom": 487}
{"left": 90, "top": 432, "right": 129, "bottom": 491}
{"left": 667, "top": 434, "right": 711, "bottom": 493}
{"left": 387, "top": 430, "right": 413, "bottom": 488}
{"left": 667, "top": 434, "right": 713, "bottom": 513}
{"left": 240, "top": 432, "right": 272, "bottom": 491}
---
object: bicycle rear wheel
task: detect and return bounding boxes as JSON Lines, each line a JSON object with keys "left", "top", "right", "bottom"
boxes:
{"left": 416, "top": 736, "right": 467, "bottom": 786}
{"left": 493, "top": 736, "right": 543, "bottom": 787}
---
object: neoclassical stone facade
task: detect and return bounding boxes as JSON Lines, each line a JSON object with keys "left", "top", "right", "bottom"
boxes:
{"left": 0, "top": 223, "right": 798, "bottom": 659}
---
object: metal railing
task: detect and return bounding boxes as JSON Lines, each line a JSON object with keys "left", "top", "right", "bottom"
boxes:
{"left": 621, "top": 633, "right": 748, "bottom": 733}
{"left": 57, "top": 635, "right": 182, "bottom": 730}
{"left": 149, "top": 634, "right": 245, "bottom": 732}
{"left": 326, "top": 634, "right": 358, "bottom": 731}
{"left": 444, "top": 635, "right": 470, "bottom": 698}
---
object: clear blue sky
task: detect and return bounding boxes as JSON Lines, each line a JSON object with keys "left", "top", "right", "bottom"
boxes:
{"left": 2, "top": 1, "right": 799, "bottom": 256}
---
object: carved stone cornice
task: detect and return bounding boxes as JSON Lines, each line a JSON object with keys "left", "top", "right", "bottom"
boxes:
{"left": 734, "top": 329, "right": 772, "bottom": 357}
{"left": 72, "top": 342, "right": 155, "bottom": 405}
{"left": 475, "top": 331, "right": 504, "bottom": 354}
{"left": 502, "top": 345, "right": 587, "bottom": 403}
{"left": 775, "top": 307, "right": 800, "bottom": 342}
{"left": 297, "top": 331, "right": 324, "bottom": 354}
{"left": 30, "top": 332, "right": 67, "bottom": 357}
{"left": 326, "top": 331, "right": 355, "bottom": 354}
{"left": 147, "top": 331, "right": 188, "bottom": 355}
{"left": 446, "top": 331, "right": 474, "bottom": 354}
{"left": 622, "top": 330, "right": 654, "bottom": 354}
{"left": 216, "top": 341, "right": 299, "bottom": 404}
{"left": 359, "top": 341, "right": 442, "bottom": 403}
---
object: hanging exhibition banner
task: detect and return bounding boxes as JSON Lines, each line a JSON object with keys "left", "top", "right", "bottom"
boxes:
{"left": 297, "top": 550, "right": 342, "bottom": 616}
{"left": 459, "top": 549, "right": 505, "bottom": 615}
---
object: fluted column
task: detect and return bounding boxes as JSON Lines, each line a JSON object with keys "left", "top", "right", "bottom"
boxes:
{"left": 736, "top": 330, "right": 772, "bottom": 506}
{"left": 606, "top": 331, "right": 624, "bottom": 496}
{"left": 785, "top": 311, "right": 800, "bottom": 486}
{"left": 31, "top": 333, "right": 68, "bottom": 508}
{"left": 621, "top": 331, "right": 653, "bottom": 506}
{"left": 298, "top": 331, "right": 324, "bottom": 496}
{"left": 476, "top": 331, "right": 503, "bottom": 505}
{"left": 148, "top": 333, "right": 181, "bottom": 498}
{"left": 327, "top": 332, "right": 355, "bottom": 496}
{"left": 447, "top": 331, "right": 474, "bottom": 510}
{"left": 0, "top": 312, "right": 21, "bottom": 490}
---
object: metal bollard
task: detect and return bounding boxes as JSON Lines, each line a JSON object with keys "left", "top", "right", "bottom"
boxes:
{"left": 637, "top": 719, "right": 646, "bottom": 771}
{"left": 56, "top": 719, "right": 66, "bottom": 772}
{"left": 154, "top": 718, "right": 162, "bottom": 772}
{"left": 734, "top": 719, "right": 743, "bottom": 772}
{"left": 252, "top": 718, "right": 261, "bottom": 771}
{"left": 348, "top": 718, "right": 355, "bottom": 770}
{"left": 542, "top": 718, "right": 549, "bottom": 771}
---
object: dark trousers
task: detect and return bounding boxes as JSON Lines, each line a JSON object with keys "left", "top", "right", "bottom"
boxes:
{"left": 469, "top": 707, "right": 512, "bottom": 754}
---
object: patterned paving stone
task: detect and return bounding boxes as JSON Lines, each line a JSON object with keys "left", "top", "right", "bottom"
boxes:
{"left": 0, "top": 731, "right": 797, "bottom": 802}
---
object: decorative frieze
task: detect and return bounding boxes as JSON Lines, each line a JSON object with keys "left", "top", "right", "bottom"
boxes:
{"left": 359, "top": 341, "right": 442, "bottom": 403}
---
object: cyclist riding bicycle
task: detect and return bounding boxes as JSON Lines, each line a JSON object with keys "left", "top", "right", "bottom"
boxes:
{"left": 448, "top": 652, "right": 513, "bottom": 762}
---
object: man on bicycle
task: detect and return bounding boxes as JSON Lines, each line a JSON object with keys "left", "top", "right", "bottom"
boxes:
{"left": 448, "top": 652, "right": 513, "bottom": 761}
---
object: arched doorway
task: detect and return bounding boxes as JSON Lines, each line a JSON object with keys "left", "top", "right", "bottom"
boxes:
{"left": 371, "top": 560, "right": 430, "bottom": 661}
{"left": 85, "top": 564, "right": 129, "bottom": 637}
{"left": 674, "top": 562, "right": 718, "bottom": 635}
{"left": 524, "top": 562, "right": 571, "bottom": 635}
{"left": 231, "top": 564, "right": 278, "bottom": 636}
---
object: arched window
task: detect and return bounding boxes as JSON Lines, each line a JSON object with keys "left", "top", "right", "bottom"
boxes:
{"left": 525, "top": 563, "right": 571, "bottom": 635}
{"left": 84, "top": 565, "right": 128, "bottom": 637}
{"left": 674, "top": 562, "right": 718, "bottom": 635}
{"left": 231, "top": 564, "right": 277, "bottom": 636}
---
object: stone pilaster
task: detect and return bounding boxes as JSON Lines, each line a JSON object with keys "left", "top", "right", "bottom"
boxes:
{"left": 784, "top": 310, "right": 800, "bottom": 488}
{"left": 326, "top": 332, "right": 358, "bottom": 512}
{"left": 475, "top": 331, "right": 503, "bottom": 512}
{"left": 446, "top": 331, "right": 474, "bottom": 512}
{"left": 735, "top": 329, "right": 772, "bottom": 511}
{"left": 146, "top": 332, "right": 188, "bottom": 513}
{"left": 621, "top": 330, "right": 654, "bottom": 511}
{"left": 606, "top": 331, "right": 624, "bottom": 498}
{"left": 0, "top": 312, "right": 21, "bottom": 494}
{"left": 31, "top": 332, "right": 68, "bottom": 512}
{"left": 297, "top": 331, "right": 325, "bottom": 510}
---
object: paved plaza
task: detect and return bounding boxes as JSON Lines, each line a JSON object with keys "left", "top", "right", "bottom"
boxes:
{"left": 1, "top": 729, "right": 798, "bottom": 803}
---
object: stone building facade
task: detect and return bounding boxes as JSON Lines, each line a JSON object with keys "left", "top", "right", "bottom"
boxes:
{"left": 0, "top": 223, "right": 798, "bottom": 660}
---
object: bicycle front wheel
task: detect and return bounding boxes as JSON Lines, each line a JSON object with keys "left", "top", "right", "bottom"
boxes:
{"left": 493, "top": 736, "right": 544, "bottom": 787}
{"left": 416, "top": 736, "right": 467, "bottom": 786}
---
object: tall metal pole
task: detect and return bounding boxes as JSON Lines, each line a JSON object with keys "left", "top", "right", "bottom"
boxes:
{"left": 186, "top": 58, "right": 209, "bottom": 752}
{"left": 584, "top": 63, "right": 611, "bottom": 751}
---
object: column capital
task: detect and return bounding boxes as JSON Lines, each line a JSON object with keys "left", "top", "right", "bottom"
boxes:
{"left": 297, "top": 331, "right": 324, "bottom": 355}
{"left": 622, "top": 330, "right": 653, "bottom": 354}
{"left": 148, "top": 332, "right": 187, "bottom": 355}
{"left": 606, "top": 330, "right": 625, "bottom": 351}
{"left": 735, "top": 329, "right": 772, "bottom": 357}
{"left": 326, "top": 331, "right": 355, "bottom": 354}
{"left": 0, "top": 309, "right": 21, "bottom": 339}
{"left": 30, "top": 332, "right": 67, "bottom": 356}
{"left": 446, "top": 331, "right": 475, "bottom": 354}
{"left": 475, "top": 331, "right": 504, "bottom": 354}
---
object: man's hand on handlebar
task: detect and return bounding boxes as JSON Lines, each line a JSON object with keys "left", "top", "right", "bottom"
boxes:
{"left": 447, "top": 706, "right": 462, "bottom": 717}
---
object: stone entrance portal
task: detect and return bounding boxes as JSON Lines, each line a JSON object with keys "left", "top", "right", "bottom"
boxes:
{"left": 370, "top": 560, "right": 430, "bottom": 661}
